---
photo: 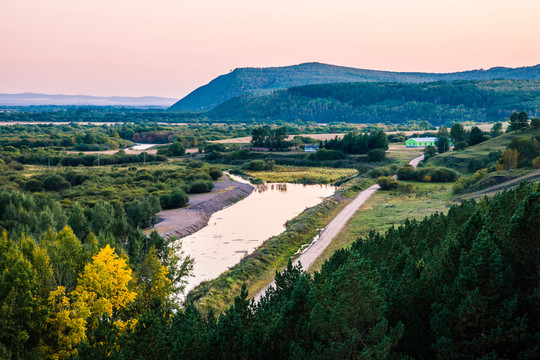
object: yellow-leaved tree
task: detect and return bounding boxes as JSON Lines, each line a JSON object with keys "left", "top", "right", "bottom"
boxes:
{"left": 72, "top": 244, "right": 137, "bottom": 329}
{"left": 43, "top": 286, "right": 88, "bottom": 360}
{"left": 496, "top": 149, "right": 519, "bottom": 171}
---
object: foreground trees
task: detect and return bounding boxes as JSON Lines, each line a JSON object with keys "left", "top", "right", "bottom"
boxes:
{"left": 79, "top": 182, "right": 539, "bottom": 359}
{"left": 1, "top": 178, "right": 539, "bottom": 358}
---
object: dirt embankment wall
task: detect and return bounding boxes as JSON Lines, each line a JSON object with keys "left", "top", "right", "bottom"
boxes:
{"left": 157, "top": 182, "right": 254, "bottom": 240}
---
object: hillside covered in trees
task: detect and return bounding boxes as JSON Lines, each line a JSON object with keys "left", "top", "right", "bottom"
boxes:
{"left": 208, "top": 80, "right": 540, "bottom": 125}
{"left": 170, "top": 62, "right": 540, "bottom": 111}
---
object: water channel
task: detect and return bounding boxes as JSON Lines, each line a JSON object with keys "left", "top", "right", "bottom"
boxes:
{"left": 180, "top": 175, "right": 336, "bottom": 294}
{"left": 130, "top": 143, "right": 158, "bottom": 150}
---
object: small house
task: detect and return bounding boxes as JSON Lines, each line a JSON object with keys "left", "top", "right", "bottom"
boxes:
{"left": 405, "top": 137, "right": 437, "bottom": 148}
{"left": 304, "top": 144, "right": 319, "bottom": 152}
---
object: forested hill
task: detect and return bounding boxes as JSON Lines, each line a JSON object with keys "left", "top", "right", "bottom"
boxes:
{"left": 207, "top": 80, "right": 540, "bottom": 125}
{"left": 170, "top": 62, "right": 540, "bottom": 111}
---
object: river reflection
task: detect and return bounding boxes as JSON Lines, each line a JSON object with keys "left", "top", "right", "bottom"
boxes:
{"left": 178, "top": 178, "right": 335, "bottom": 296}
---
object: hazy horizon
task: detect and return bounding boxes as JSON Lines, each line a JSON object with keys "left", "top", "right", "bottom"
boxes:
{"left": 2, "top": 0, "right": 539, "bottom": 98}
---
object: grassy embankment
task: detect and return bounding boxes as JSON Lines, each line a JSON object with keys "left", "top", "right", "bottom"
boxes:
{"left": 245, "top": 165, "right": 358, "bottom": 184}
{"left": 186, "top": 176, "right": 374, "bottom": 311}
{"left": 310, "top": 181, "right": 457, "bottom": 272}
{"left": 428, "top": 128, "right": 540, "bottom": 173}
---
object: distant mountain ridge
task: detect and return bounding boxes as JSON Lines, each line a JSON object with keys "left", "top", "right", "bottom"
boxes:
{"left": 206, "top": 80, "right": 540, "bottom": 126}
{"left": 0, "top": 93, "right": 178, "bottom": 107}
{"left": 170, "top": 62, "right": 540, "bottom": 111}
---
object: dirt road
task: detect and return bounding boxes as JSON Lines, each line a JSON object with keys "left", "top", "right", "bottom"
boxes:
{"left": 254, "top": 154, "right": 424, "bottom": 301}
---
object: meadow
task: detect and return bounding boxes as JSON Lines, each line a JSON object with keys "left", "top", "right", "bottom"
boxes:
{"left": 310, "top": 181, "right": 457, "bottom": 272}
{"left": 245, "top": 165, "right": 358, "bottom": 184}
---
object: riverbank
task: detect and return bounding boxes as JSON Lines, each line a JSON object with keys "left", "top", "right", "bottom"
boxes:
{"left": 185, "top": 176, "right": 374, "bottom": 311}
{"left": 253, "top": 155, "right": 424, "bottom": 301}
{"left": 148, "top": 176, "right": 254, "bottom": 240}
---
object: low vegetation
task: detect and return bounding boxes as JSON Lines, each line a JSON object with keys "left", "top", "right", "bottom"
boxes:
{"left": 245, "top": 165, "right": 358, "bottom": 184}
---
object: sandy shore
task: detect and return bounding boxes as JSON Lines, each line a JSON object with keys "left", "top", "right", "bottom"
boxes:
{"left": 148, "top": 175, "right": 254, "bottom": 239}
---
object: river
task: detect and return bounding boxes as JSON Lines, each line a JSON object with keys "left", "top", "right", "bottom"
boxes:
{"left": 179, "top": 176, "right": 335, "bottom": 294}
{"left": 130, "top": 143, "right": 157, "bottom": 150}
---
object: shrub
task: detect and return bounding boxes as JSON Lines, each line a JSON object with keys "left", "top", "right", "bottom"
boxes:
{"left": 416, "top": 167, "right": 459, "bottom": 182}
{"left": 396, "top": 164, "right": 415, "bottom": 180}
{"left": 188, "top": 160, "right": 204, "bottom": 169}
{"left": 243, "top": 160, "right": 275, "bottom": 171}
{"left": 367, "top": 149, "right": 386, "bottom": 162}
{"left": 310, "top": 149, "right": 346, "bottom": 161}
{"left": 429, "top": 167, "right": 459, "bottom": 182}
{"left": 43, "top": 175, "right": 71, "bottom": 191}
{"left": 25, "top": 179, "right": 43, "bottom": 192}
{"left": 532, "top": 155, "right": 540, "bottom": 169}
{"left": 423, "top": 145, "right": 438, "bottom": 160}
{"left": 208, "top": 168, "right": 223, "bottom": 180}
{"left": 135, "top": 171, "right": 154, "bottom": 182}
{"left": 160, "top": 189, "right": 189, "bottom": 209}
{"left": 376, "top": 176, "right": 398, "bottom": 190}
{"left": 453, "top": 177, "right": 468, "bottom": 194}
{"left": 204, "top": 143, "right": 226, "bottom": 153}
{"left": 453, "top": 141, "right": 468, "bottom": 151}
{"left": 228, "top": 149, "right": 251, "bottom": 160}
{"left": 531, "top": 117, "right": 540, "bottom": 129}
{"left": 205, "top": 151, "right": 222, "bottom": 161}
{"left": 167, "top": 142, "right": 186, "bottom": 156}
{"left": 189, "top": 180, "right": 214, "bottom": 194}
{"left": 368, "top": 166, "right": 393, "bottom": 178}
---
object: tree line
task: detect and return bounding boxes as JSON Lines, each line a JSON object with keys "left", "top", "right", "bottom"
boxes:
{"left": 2, "top": 182, "right": 532, "bottom": 359}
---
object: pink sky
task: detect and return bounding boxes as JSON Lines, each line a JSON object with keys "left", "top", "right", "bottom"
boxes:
{"left": 1, "top": 0, "right": 539, "bottom": 99}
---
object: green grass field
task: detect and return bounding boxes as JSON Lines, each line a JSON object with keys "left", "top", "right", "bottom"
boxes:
{"left": 428, "top": 128, "right": 540, "bottom": 173}
{"left": 245, "top": 165, "right": 358, "bottom": 184}
{"left": 309, "top": 181, "right": 458, "bottom": 273}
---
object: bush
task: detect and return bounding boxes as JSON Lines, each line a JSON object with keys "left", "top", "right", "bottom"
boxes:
{"left": 188, "top": 180, "right": 214, "bottom": 194}
{"left": 43, "top": 175, "right": 71, "bottom": 191}
{"left": 243, "top": 160, "right": 275, "bottom": 171}
{"left": 205, "top": 151, "right": 222, "bottom": 161}
{"left": 453, "top": 141, "right": 468, "bottom": 151}
{"left": 208, "top": 168, "right": 223, "bottom": 180}
{"left": 204, "top": 143, "right": 225, "bottom": 153}
{"left": 160, "top": 189, "right": 189, "bottom": 209}
{"left": 429, "top": 167, "right": 459, "bottom": 182}
{"left": 25, "top": 179, "right": 43, "bottom": 192}
{"left": 452, "top": 177, "right": 468, "bottom": 194}
{"left": 188, "top": 160, "right": 204, "bottom": 169}
{"left": 416, "top": 167, "right": 459, "bottom": 182}
{"left": 468, "top": 158, "right": 487, "bottom": 173}
{"left": 135, "top": 171, "right": 154, "bottom": 182}
{"left": 368, "top": 166, "right": 393, "bottom": 178}
{"left": 376, "top": 176, "right": 399, "bottom": 190}
{"left": 167, "top": 142, "right": 186, "bottom": 156}
{"left": 228, "top": 149, "right": 251, "bottom": 160}
{"left": 367, "top": 149, "right": 386, "bottom": 162}
{"left": 309, "top": 149, "right": 346, "bottom": 161}
{"left": 396, "top": 164, "right": 415, "bottom": 180}
{"left": 423, "top": 145, "right": 438, "bottom": 160}
{"left": 530, "top": 117, "right": 540, "bottom": 129}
